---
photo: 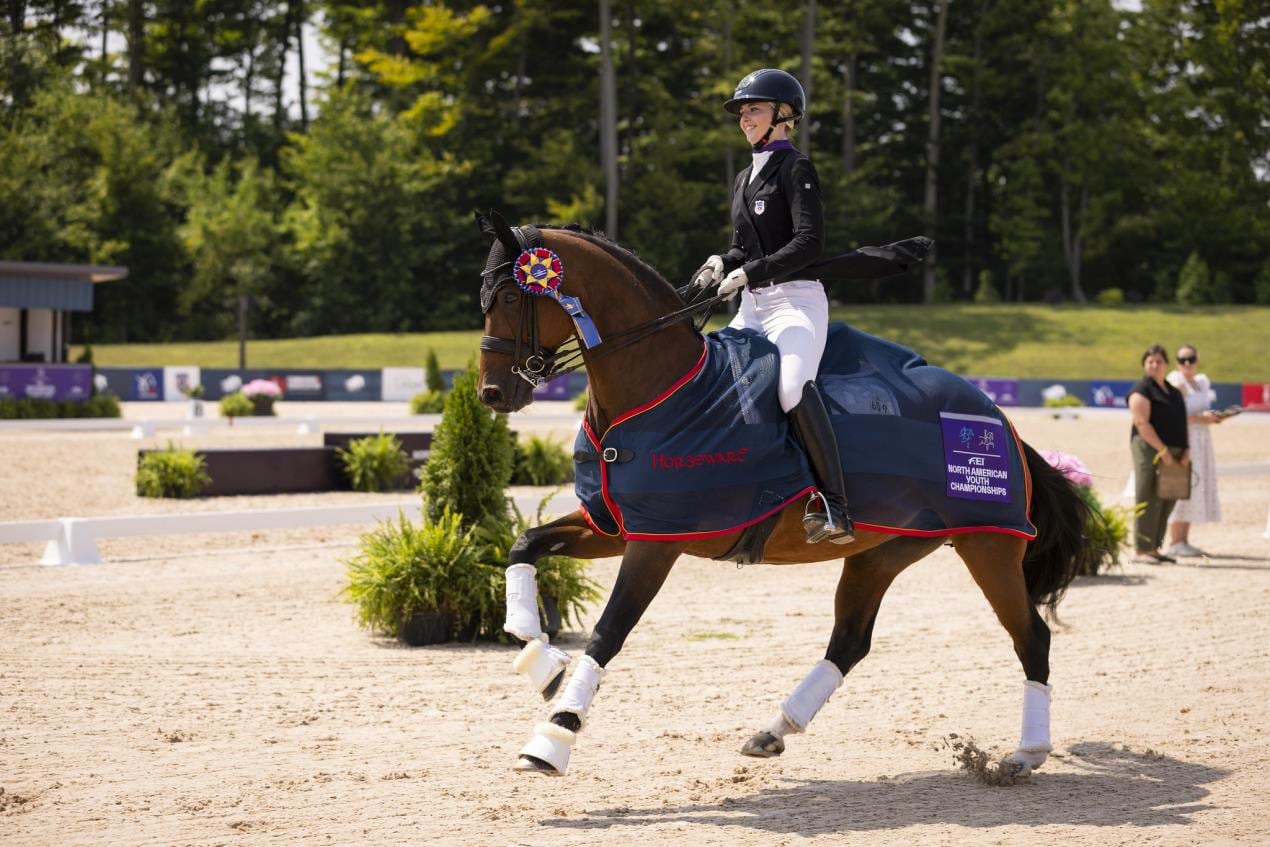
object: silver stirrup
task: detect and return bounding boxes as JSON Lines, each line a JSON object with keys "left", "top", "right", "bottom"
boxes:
{"left": 802, "top": 492, "right": 853, "bottom": 545}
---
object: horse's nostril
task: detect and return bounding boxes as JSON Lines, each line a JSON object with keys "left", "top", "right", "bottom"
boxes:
{"left": 481, "top": 386, "right": 503, "bottom": 405}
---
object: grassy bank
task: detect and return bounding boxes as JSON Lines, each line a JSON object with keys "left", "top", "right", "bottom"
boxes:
{"left": 74, "top": 304, "right": 1270, "bottom": 381}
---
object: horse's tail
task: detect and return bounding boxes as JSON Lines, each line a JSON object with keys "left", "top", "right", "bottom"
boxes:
{"left": 1019, "top": 440, "right": 1094, "bottom": 614}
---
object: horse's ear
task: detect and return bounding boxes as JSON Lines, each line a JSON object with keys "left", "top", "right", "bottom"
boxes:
{"left": 488, "top": 209, "right": 521, "bottom": 255}
{"left": 474, "top": 211, "right": 496, "bottom": 245}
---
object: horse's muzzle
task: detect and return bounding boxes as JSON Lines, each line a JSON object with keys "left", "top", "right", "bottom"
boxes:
{"left": 479, "top": 382, "right": 528, "bottom": 413}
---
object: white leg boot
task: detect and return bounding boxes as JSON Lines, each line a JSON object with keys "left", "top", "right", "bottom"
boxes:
{"left": 1005, "top": 679, "right": 1053, "bottom": 774}
{"left": 742, "top": 660, "right": 843, "bottom": 758}
{"left": 515, "top": 656, "right": 604, "bottom": 777}
{"left": 511, "top": 635, "right": 572, "bottom": 700}
{"left": 504, "top": 563, "right": 543, "bottom": 641}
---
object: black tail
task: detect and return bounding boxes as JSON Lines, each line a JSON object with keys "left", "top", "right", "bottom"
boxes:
{"left": 1020, "top": 441, "right": 1095, "bottom": 614}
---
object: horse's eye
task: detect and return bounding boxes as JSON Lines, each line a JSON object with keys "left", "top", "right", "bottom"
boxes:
{"left": 503, "top": 291, "right": 520, "bottom": 304}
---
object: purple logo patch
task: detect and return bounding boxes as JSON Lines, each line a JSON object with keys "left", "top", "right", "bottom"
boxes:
{"left": 939, "top": 412, "right": 1011, "bottom": 503}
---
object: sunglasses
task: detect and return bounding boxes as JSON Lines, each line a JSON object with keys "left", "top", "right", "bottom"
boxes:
{"left": 1177, "top": 356, "right": 1198, "bottom": 365}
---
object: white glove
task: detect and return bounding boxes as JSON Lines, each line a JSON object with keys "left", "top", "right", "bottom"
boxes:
{"left": 718, "top": 267, "right": 748, "bottom": 299}
{"left": 692, "top": 255, "right": 724, "bottom": 289}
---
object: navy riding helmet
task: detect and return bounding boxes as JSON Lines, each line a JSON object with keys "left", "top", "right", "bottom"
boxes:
{"left": 723, "top": 68, "right": 806, "bottom": 121}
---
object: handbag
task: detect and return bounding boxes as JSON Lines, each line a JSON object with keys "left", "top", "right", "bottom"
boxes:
{"left": 1155, "top": 460, "right": 1192, "bottom": 500}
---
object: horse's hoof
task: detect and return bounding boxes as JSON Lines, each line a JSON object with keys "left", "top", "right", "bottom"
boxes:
{"left": 740, "top": 731, "right": 785, "bottom": 758}
{"left": 514, "top": 755, "right": 563, "bottom": 776}
{"left": 540, "top": 669, "right": 565, "bottom": 701}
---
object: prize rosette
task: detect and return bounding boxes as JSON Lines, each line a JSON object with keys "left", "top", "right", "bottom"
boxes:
{"left": 513, "top": 248, "right": 564, "bottom": 295}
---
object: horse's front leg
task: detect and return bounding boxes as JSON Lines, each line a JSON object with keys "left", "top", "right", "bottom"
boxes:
{"left": 505, "top": 510, "right": 626, "bottom": 700}
{"left": 515, "top": 539, "right": 686, "bottom": 776}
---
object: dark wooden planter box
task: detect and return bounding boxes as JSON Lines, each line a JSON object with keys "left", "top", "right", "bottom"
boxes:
{"left": 399, "top": 609, "right": 452, "bottom": 646}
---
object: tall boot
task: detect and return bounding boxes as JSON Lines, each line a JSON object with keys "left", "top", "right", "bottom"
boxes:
{"left": 787, "top": 381, "right": 855, "bottom": 544}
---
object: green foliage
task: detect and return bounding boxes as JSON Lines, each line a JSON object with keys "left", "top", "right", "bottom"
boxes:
{"left": 218, "top": 392, "right": 254, "bottom": 417}
{"left": 1075, "top": 486, "right": 1138, "bottom": 576}
{"left": 1094, "top": 287, "right": 1125, "bottom": 306}
{"left": 135, "top": 444, "right": 210, "bottom": 499}
{"left": 341, "top": 510, "right": 492, "bottom": 638}
{"left": 973, "top": 271, "right": 1001, "bottom": 304}
{"left": 75, "top": 343, "right": 93, "bottom": 364}
{"left": 337, "top": 432, "right": 411, "bottom": 493}
{"left": 1043, "top": 395, "right": 1084, "bottom": 408}
{"left": 419, "top": 367, "right": 514, "bottom": 527}
{"left": 425, "top": 349, "right": 445, "bottom": 393}
{"left": 409, "top": 390, "right": 445, "bottom": 414}
{"left": 0, "top": 395, "right": 120, "bottom": 419}
{"left": 1176, "top": 251, "right": 1213, "bottom": 306}
{"left": 511, "top": 435, "right": 574, "bottom": 486}
{"left": 573, "top": 387, "right": 589, "bottom": 412}
{"left": 1256, "top": 261, "right": 1270, "bottom": 306}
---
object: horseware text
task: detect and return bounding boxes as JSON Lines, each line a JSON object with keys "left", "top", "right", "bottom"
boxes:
{"left": 651, "top": 448, "right": 750, "bottom": 470}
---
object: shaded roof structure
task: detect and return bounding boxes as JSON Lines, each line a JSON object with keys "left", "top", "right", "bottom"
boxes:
{"left": 0, "top": 261, "right": 128, "bottom": 311}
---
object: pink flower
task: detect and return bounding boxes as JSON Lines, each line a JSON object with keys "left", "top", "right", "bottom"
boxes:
{"left": 1039, "top": 450, "right": 1092, "bottom": 488}
{"left": 242, "top": 379, "right": 283, "bottom": 399}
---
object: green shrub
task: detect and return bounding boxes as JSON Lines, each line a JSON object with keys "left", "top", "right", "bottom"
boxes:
{"left": 511, "top": 434, "right": 574, "bottom": 485}
{"left": 135, "top": 443, "right": 210, "bottom": 498}
{"left": 0, "top": 395, "right": 120, "bottom": 419}
{"left": 1075, "top": 485, "right": 1138, "bottom": 575}
{"left": 1043, "top": 395, "right": 1084, "bottom": 408}
{"left": 419, "top": 366, "right": 514, "bottom": 527}
{"left": 409, "top": 389, "right": 445, "bottom": 414}
{"left": 973, "top": 270, "right": 1001, "bottom": 303}
{"left": 573, "top": 387, "right": 589, "bottom": 411}
{"left": 1255, "top": 259, "right": 1270, "bottom": 305}
{"left": 342, "top": 509, "right": 492, "bottom": 639}
{"left": 425, "top": 348, "right": 445, "bottom": 393}
{"left": 338, "top": 432, "right": 411, "bottom": 492}
{"left": 1094, "top": 287, "right": 1124, "bottom": 306}
{"left": 1175, "top": 251, "right": 1212, "bottom": 306}
{"left": 218, "top": 392, "right": 254, "bottom": 417}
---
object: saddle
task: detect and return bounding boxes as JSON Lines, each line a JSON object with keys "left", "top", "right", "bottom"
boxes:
{"left": 573, "top": 324, "right": 1036, "bottom": 554}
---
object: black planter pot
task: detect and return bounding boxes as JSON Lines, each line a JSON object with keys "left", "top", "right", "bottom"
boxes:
{"left": 541, "top": 593, "right": 562, "bottom": 640}
{"left": 399, "top": 609, "right": 452, "bottom": 646}
{"left": 250, "top": 396, "right": 276, "bottom": 416}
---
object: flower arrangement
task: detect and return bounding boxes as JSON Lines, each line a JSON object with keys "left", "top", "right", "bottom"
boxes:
{"left": 1038, "top": 450, "right": 1092, "bottom": 488}
{"left": 1038, "top": 450, "right": 1134, "bottom": 575}
{"left": 242, "top": 379, "right": 283, "bottom": 399}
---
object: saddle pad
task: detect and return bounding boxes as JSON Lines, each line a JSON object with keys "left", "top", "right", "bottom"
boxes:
{"left": 575, "top": 324, "right": 1036, "bottom": 542}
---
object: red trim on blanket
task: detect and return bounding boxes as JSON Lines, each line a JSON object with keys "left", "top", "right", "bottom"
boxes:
{"left": 618, "top": 485, "right": 817, "bottom": 542}
{"left": 578, "top": 501, "right": 620, "bottom": 538}
{"left": 854, "top": 521, "right": 1038, "bottom": 541}
{"left": 583, "top": 418, "right": 626, "bottom": 536}
{"left": 602, "top": 342, "right": 709, "bottom": 439}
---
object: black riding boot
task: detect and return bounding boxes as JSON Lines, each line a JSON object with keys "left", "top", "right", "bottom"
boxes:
{"left": 788, "top": 381, "right": 855, "bottom": 544}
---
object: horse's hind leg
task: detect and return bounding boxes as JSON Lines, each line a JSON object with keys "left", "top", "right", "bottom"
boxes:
{"left": 953, "top": 532, "right": 1053, "bottom": 774}
{"left": 515, "top": 540, "right": 685, "bottom": 777}
{"left": 504, "top": 510, "right": 626, "bottom": 700}
{"left": 742, "top": 536, "right": 942, "bottom": 758}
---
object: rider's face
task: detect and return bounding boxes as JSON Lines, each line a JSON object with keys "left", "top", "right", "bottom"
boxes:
{"left": 739, "top": 102, "right": 780, "bottom": 145}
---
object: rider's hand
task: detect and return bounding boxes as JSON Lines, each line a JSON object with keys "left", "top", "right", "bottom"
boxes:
{"left": 718, "top": 268, "right": 748, "bottom": 300}
{"left": 1158, "top": 450, "right": 1176, "bottom": 466}
{"left": 692, "top": 255, "right": 724, "bottom": 289}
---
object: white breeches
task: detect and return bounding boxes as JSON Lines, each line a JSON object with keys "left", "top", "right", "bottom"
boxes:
{"left": 728, "top": 279, "right": 830, "bottom": 412}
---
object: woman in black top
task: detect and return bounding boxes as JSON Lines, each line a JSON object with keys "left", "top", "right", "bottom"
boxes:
{"left": 690, "top": 68, "right": 853, "bottom": 545}
{"left": 1128, "top": 344, "right": 1190, "bottom": 562}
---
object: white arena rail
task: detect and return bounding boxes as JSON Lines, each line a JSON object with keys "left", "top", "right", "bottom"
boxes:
{"left": 0, "top": 492, "right": 578, "bottom": 566}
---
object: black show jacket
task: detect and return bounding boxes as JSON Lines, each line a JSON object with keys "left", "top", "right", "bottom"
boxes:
{"left": 720, "top": 148, "right": 825, "bottom": 288}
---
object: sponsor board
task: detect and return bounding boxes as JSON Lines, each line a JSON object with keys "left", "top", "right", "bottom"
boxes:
{"left": 0, "top": 364, "right": 93, "bottom": 401}
{"left": 1089, "top": 380, "right": 1136, "bottom": 408}
{"left": 163, "top": 366, "right": 201, "bottom": 402}
{"left": 382, "top": 367, "right": 426, "bottom": 402}
{"left": 965, "top": 377, "right": 1019, "bottom": 406}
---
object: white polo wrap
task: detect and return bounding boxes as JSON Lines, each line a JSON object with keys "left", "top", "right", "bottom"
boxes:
{"left": 552, "top": 655, "right": 604, "bottom": 727}
{"left": 503, "top": 563, "right": 543, "bottom": 640}
{"left": 1018, "top": 679, "right": 1053, "bottom": 752}
{"left": 780, "top": 659, "right": 844, "bottom": 732}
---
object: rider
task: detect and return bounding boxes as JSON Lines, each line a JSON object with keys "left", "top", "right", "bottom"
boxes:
{"left": 693, "top": 68, "right": 854, "bottom": 544}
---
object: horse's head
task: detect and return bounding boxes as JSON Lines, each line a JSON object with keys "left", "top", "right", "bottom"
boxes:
{"left": 475, "top": 211, "right": 579, "bottom": 413}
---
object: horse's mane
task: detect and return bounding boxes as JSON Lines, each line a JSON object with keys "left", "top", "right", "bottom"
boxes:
{"left": 539, "top": 223, "right": 683, "bottom": 306}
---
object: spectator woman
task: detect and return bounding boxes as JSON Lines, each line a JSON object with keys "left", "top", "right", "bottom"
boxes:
{"left": 1128, "top": 344, "right": 1190, "bottom": 563}
{"left": 1166, "top": 344, "right": 1224, "bottom": 556}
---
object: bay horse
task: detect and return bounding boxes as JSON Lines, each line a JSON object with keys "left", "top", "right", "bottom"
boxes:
{"left": 474, "top": 212, "right": 1092, "bottom": 778}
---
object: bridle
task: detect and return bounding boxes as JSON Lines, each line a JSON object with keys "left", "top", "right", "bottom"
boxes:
{"left": 479, "top": 226, "right": 725, "bottom": 387}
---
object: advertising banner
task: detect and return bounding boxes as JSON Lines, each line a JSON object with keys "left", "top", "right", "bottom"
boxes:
{"left": 163, "top": 366, "right": 201, "bottom": 402}
{"left": 278, "top": 373, "right": 324, "bottom": 400}
{"left": 532, "top": 374, "right": 574, "bottom": 401}
{"left": 0, "top": 364, "right": 93, "bottom": 401}
{"left": 382, "top": 367, "right": 426, "bottom": 402}
{"left": 964, "top": 377, "right": 1019, "bottom": 407}
{"left": 325, "top": 370, "right": 382, "bottom": 402}
{"left": 1242, "top": 383, "right": 1270, "bottom": 412}
{"left": 1089, "top": 380, "right": 1136, "bottom": 408}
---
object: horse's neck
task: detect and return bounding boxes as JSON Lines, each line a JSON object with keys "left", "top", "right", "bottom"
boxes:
{"left": 578, "top": 279, "right": 702, "bottom": 434}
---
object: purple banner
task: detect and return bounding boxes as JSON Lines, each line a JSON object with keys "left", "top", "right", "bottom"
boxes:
{"left": 0, "top": 365, "right": 93, "bottom": 402}
{"left": 532, "top": 374, "right": 573, "bottom": 401}
{"left": 1089, "top": 380, "right": 1135, "bottom": 408}
{"left": 940, "top": 412, "right": 1012, "bottom": 503}
{"left": 965, "top": 377, "right": 1019, "bottom": 407}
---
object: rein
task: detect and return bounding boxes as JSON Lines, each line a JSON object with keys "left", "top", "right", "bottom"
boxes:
{"left": 480, "top": 226, "right": 726, "bottom": 386}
